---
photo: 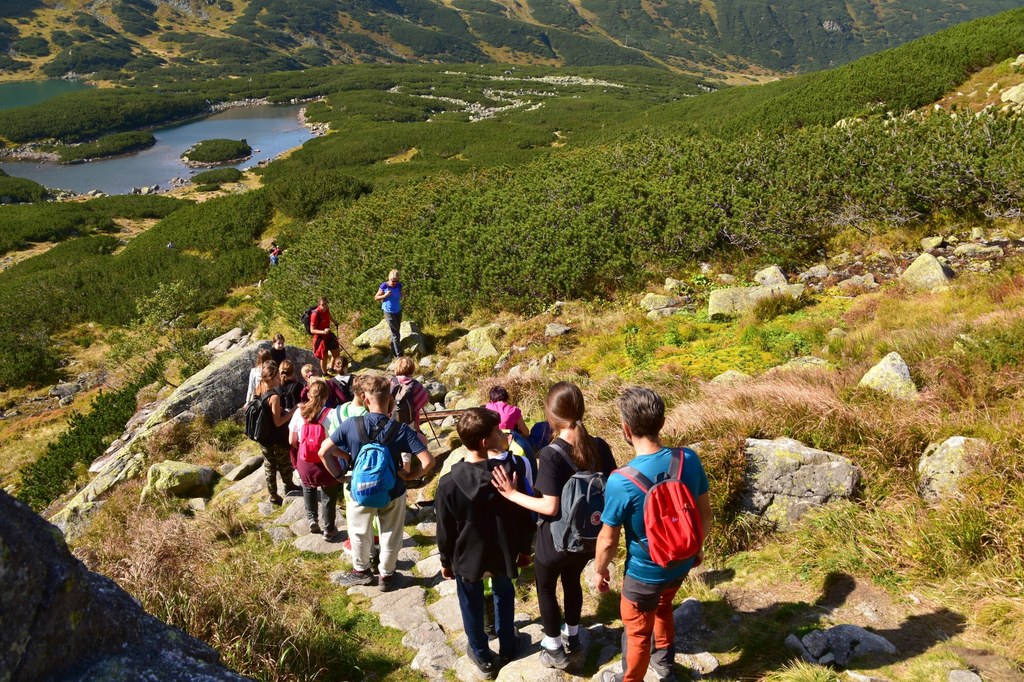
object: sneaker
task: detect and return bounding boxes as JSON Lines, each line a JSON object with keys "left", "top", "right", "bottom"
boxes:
{"left": 309, "top": 521, "right": 321, "bottom": 535}
{"left": 562, "top": 632, "right": 582, "bottom": 655}
{"left": 600, "top": 671, "right": 623, "bottom": 682}
{"left": 343, "top": 534, "right": 380, "bottom": 558}
{"left": 334, "top": 569, "right": 375, "bottom": 588}
{"left": 379, "top": 573, "right": 397, "bottom": 592}
{"left": 268, "top": 493, "right": 283, "bottom": 506}
{"left": 539, "top": 645, "right": 570, "bottom": 670}
{"left": 323, "top": 527, "right": 339, "bottom": 541}
{"left": 465, "top": 646, "right": 496, "bottom": 679}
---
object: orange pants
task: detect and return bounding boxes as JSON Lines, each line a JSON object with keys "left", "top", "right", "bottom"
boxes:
{"left": 620, "top": 582, "right": 680, "bottom": 682}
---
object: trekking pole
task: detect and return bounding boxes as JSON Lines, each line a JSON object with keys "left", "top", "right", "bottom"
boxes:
{"left": 422, "top": 407, "right": 441, "bottom": 446}
{"left": 334, "top": 322, "right": 356, "bottom": 363}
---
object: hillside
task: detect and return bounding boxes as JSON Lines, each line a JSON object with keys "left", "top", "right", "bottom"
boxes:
{"left": 0, "top": 0, "right": 1020, "bottom": 82}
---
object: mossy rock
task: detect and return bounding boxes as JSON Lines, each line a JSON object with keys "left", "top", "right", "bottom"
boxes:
{"left": 142, "top": 460, "right": 217, "bottom": 500}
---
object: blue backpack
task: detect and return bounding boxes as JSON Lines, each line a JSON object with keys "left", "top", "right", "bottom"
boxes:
{"left": 350, "top": 417, "right": 399, "bottom": 508}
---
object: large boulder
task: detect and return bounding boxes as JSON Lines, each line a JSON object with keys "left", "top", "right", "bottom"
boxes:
{"left": 743, "top": 438, "right": 861, "bottom": 525}
{"left": 918, "top": 436, "right": 985, "bottom": 503}
{"left": 352, "top": 319, "right": 426, "bottom": 354}
{"left": 465, "top": 324, "right": 504, "bottom": 359}
{"left": 824, "top": 624, "right": 897, "bottom": 666}
{"left": 859, "top": 352, "right": 918, "bottom": 400}
{"left": 142, "top": 461, "right": 217, "bottom": 500}
{"left": 1001, "top": 83, "right": 1024, "bottom": 105}
{"left": 640, "top": 293, "right": 681, "bottom": 312}
{"left": 900, "top": 253, "right": 952, "bottom": 292}
{"left": 203, "top": 327, "right": 252, "bottom": 356}
{"left": 754, "top": 265, "right": 788, "bottom": 286}
{"left": 708, "top": 284, "right": 805, "bottom": 320}
{"left": 0, "top": 491, "right": 249, "bottom": 681}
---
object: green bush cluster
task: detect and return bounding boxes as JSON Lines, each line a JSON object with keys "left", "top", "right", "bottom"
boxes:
{"left": 56, "top": 131, "right": 156, "bottom": 163}
{"left": 11, "top": 35, "right": 50, "bottom": 56}
{"left": 0, "top": 194, "right": 186, "bottom": 255}
{"left": 16, "top": 362, "right": 161, "bottom": 511}
{"left": 268, "top": 112, "right": 1024, "bottom": 324}
{"left": 191, "top": 167, "right": 243, "bottom": 185}
{"left": 0, "top": 169, "right": 48, "bottom": 204}
{"left": 265, "top": 168, "right": 370, "bottom": 220}
{"left": 182, "top": 138, "right": 252, "bottom": 164}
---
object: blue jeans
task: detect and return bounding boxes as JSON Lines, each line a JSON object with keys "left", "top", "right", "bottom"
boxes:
{"left": 456, "top": 574, "right": 516, "bottom": 661}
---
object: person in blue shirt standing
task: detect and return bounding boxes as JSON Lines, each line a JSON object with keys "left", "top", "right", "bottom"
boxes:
{"left": 592, "top": 387, "right": 712, "bottom": 682}
{"left": 374, "top": 269, "right": 404, "bottom": 360}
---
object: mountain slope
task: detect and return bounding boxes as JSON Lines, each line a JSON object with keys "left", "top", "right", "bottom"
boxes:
{"left": 0, "top": 0, "right": 1021, "bottom": 81}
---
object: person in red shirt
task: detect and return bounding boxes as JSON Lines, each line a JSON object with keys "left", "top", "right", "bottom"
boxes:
{"left": 310, "top": 297, "right": 341, "bottom": 374}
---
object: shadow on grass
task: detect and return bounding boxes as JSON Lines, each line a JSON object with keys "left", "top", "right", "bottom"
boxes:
{"left": 707, "top": 571, "right": 967, "bottom": 679}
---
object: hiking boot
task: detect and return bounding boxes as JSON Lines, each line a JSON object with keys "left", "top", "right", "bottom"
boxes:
{"left": 268, "top": 492, "right": 283, "bottom": 506}
{"left": 334, "top": 569, "right": 375, "bottom": 588}
{"left": 309, "top": 521, "right": 321, "bottom": 535}
{"left": 539, "top": 645, "right": 570, "bottom": 670}
{"left": 379, "top": 573, "right": 397, "bottom": 592}
{"left": 465, "top": 646, "right": 497, "bottom": 679}
{"left": 599, "top": 671, "right": 623, "bottom": 682}
{"left": 562, "top": 632, "right": 582, "bottom": 655}
{"left": 323, "top": 527, "right": 339, "bottom": 541}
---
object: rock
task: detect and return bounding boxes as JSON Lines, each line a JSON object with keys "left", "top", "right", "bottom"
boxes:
{"left": 798, "top": 264, "right": 830, "bottom": 282}
{"left": 784, "top": 633, "right": 818, "bottom": 663}
{"left": 353, "top": 319, "right": 427, "bottom": 354}
{"left": 708, "top": 284, "right": 805, "bottom": 320}
{"left": 59, "top": 395, "right": 75, "bottom": 406}
{"left": 419, "top": 355, "right": 434, "bottom": 368}
{"left": 640, "top": 293, "right": 681, "bottom": 312}
{"left": 846, "top": 672, "right": 891, "bottom": 682}
{"left": 802, "top": 630, "right": 829, "bottom": 658}
{"left": 445, "top": 391, "right": 466, "bottom": 409}
{"left": 918, "top": 436, "right": 985, "bottom": 503}
{"left": 710, "top": 369, "right": 751, "bottom": 384}
{"left": 409, "top": 624, "right": 458, "bottom": 677}
{"left": 774, "top": 356, "right": 831, "bottom": 373}
{"left": 664, "top": 277, "right": 685, "bottom": 293}
{"left": 859, "top": 352, "right": 918, "bottom": 400}
{"left": 900, "top": 253, "right": 953, "bottom": 292}
{"left": 225, "top": 455, "right": 264, "bottom": 482}
{"left": 466, "top": 324, "right": 504, "bottom": 359}
{"left": 953, "top": 243, "right": 1004, "bottom": 259}
{"left": 1001, "top": 83, "right": 1024, "bottom": 105}
{"left": 293, "top": 533, "right": 346, "bottom": 554}
{"left": 920, "top": 236, "right": 944, "bottom": 251}
{"left": 415, "top": 552, "right": 443, "bottom": 580}
{"left": 423, "top": 380, "right": 448, "bottom": 403}
{"left": 142, "top": 461, "right": 217, "bottom": 500}
{"left": 266, "top": 526, "right": 294, "bottom": 545}
{"left": 743, "top": 438, "right": 861, "bottom": 525}
{"left": 455, "top": 654, "right": 494, "bottom": 682}
{"left": 49, "top": 382, "right": 81, "bottom": 399}
{"left": 0, "top": 491, "right": 248, "bottom": 681}
{"left": 827, "top": 327, "right": 848, "bottom": 342}
{"left": 203, "top": 327, "right": 252, "bottom": 355}
{"left": 188, "top": 497, "right": 207, "bottom": 512}
{"left": 545, "top": 323, "right": 572, "bottom": 337}
{"left": 442, "top": 362, "right": 472, "bottom": 383}
{"left": 541, "top": 352, "right": 556, "bottom": 366}
{"left": 970, "top": 227, "right": 986, "bottom": 240}
{"left": 428, "top": 593, "right": 465, "bottom": 634}
{"left": 824, "top": 624, "right": 896, "bottom": 666}
{"left": 679, "top": 651, "right": 720, "bottom": 675}
{"left": 754, "top": 265, "right": 788, "bottom": 286}
{"left": 673, "top": 598, "right": 703, "bottom": 636}
{"left": 837, "top": 274, "right": 878, "bottom": 291}
{"left": 371, "top": 584, "right": 432, "bottom": 633}
{"left": 818, "top": 652, "right": 836, "bottom": 666}
{"left": 717, "top": 273, "right": 737, "bottom": 284}
{"left": 583, "top": 558, "right": 621, "bottom": 597}
{"left": 948, "top": 671, "right": 982, "bottom": 682}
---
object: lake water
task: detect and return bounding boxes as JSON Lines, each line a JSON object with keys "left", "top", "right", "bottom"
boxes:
{"left": 0, "top": 79, "right": 92, "bottom": 110}
{"left": 0, "top": 104, "right": 315, "bottom": 195}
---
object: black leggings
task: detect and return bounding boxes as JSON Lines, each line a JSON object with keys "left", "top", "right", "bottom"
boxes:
{"left": 534, "top": 552, "right": 591, "bottom": 638}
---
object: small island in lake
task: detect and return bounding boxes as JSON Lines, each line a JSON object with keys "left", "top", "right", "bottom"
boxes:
{"left": 181, "top": 138, "right": 252, "bottom": 167}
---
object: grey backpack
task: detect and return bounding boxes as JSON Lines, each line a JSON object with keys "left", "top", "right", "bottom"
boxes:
{"left": 548, "top": 441, "right": 607, "bottom": 554}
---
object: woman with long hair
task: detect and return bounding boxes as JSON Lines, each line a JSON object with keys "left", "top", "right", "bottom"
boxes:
{"left": 255, "top": 361, "right": 300, "bottom": 505}
{"left": 492, "top": 381, "right": 617, "bottom": 669}
{"left": 289, "top": 379, "right": 347, "bottom": 539}
{"left": 245, "top": 347, "right": 272, "bottom": 405}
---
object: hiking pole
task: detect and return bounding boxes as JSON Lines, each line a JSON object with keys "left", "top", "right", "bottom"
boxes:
{"left": 421, "top": 406, "right": 441, "bottom": 446}
{"left": 334, "top": 322, "right": 356, "bottom": 363}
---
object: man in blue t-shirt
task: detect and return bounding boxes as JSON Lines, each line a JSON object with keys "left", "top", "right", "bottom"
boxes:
{"left": 374, "top": 268, "right": 404, "bottom": 360}
{"left": 319, "top": 375, "right": 434, "bottom": 591}
{"left": 593, "top": 387, "right": 712, "bottom": 682}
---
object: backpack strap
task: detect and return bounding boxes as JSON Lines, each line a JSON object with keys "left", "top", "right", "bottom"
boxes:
{"left": 669, "top": 448, "right": 686, "bottom": 481}
{"left": 548, "top": 440, "right": 578, "bottom": 473}
{"left": 614, "top": 465, "right": 655, "bottom": 493}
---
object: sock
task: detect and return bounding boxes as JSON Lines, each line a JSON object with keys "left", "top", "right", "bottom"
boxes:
{"left": 541, "top": 636, "right": 562, "bottom": 651}
{"left": 561, "top": 624, "right": 579, "bottom": 637}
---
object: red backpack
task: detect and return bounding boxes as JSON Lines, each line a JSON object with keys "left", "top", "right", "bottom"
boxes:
{"left": 298, "top": 408, "right": 330, "bottom": 464}
{"left": 613, "top": 448, "right": 703, "bottom": 568}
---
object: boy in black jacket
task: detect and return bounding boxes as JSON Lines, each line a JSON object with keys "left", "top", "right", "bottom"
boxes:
{"left": 436, "top": 408, "right": 535, "bottom": 679}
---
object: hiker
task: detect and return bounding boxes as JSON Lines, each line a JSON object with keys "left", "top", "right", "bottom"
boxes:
{"left": 328, "top": 356, "right": 355, "bottom": 408}
{"left": 254, "top": 361, "right": 301, "bottom": 505}
{"left": 310, "top": 297, "right": 342, "bottom": 375}
{"left": 289, "top": 379, "right": 344, "bottom": 540}
{"left": 319, "top": 375, "right": 435, "bottom": 591}
{"left": 529, "top": 420, "right": 553, "bottom": 450}
{"left": 485, "top": 386, "right": 530, "bottom": 438}
{"left": 279, "top": 360, "right": 302, "bottom": 411}
{"left": 592, "top": 387, "right": 712, "bottom": 682}
{"left": 298, "top": 363, "right": 318, "bottom": 404}
{"left": 245, "top": 348, "right": 272, "bottom": 405}
{"left": 270, "top": 333, "right": 287, "bottom": 364}
{"left": 390, "top": 356, "right": 430, "bottom": 439}
{"left": 492, "top": 381, "right": 616, "bottom": 670}
{"left": 269, "top": 241, "right": 282, "bottom": 265}
{"left": 374, "top": 269, "right": 404, "bottom": 359}
{"left": 436, "top": 408, "right": 535, "bottom": 678}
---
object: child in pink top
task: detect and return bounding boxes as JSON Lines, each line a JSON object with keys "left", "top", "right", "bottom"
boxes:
{"left": 485, "top": 386, "right": 530, "bottom": 437}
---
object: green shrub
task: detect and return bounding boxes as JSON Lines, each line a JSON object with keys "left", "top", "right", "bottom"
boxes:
{"left": 57, "top": 131, "right": 156, "bottom": 163}
{"left": 191, "top": 167, "right": 243, "bottom": 184}
{"left": 0, "top": 171, "right": 48, "bottom": 203}
{"left": 182, "top": 138, "right": 252, "bottom": 164}
{"left": 0, "top": 325, "right": 61, "bottom": 390}
{"left": 265, "top": 169, "right": 370, "bottom": 220}
{"left": 11, "top": 35, "right": 50, "bottom": 56}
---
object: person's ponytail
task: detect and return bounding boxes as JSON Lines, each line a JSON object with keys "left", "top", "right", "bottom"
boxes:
{"left": 545, "top": 382, "right": 599, "bottom": 471}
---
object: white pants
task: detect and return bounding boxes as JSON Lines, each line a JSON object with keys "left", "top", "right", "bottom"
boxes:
{"left": 346, "top": 492, "right": 407, "bottom": 576}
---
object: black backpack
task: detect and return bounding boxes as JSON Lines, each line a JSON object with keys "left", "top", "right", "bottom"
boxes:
{"left": 390, "top": 379, "right": 417, "bottom": 425}
{"left": 547, "top": 441, "right": 607, "bottom": 554}
{"left": 243, "top": 393, "right": 274, "bottom": 445}
{"left": 300, "top": 306, "right": 317, "bottom": 335}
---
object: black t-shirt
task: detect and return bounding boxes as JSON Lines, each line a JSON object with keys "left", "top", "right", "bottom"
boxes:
{"left": 270, "top": 346, "right": 287, "bottom": 365}
{"left": 280, "top": 379, "right": 302, "bottom": 411}
{"left": 534, "top": 436, "right": 617, "bottom": 564}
